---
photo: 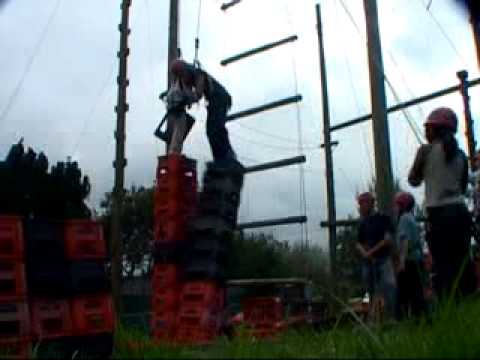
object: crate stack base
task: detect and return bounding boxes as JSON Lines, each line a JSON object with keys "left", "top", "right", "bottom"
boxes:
{"left": 0, "top": 216, "right": 31, "bottom": 359}
{"left": 242, "top": 297, "right": 286, "bottom": 339}
{"left": 25, "top": 218, "right": 113, "bottom": 358}
{"left": 152, "top": 154, "right": 197, "bottom": 343}
{"left": 173, "top": 161, "right": 244, "bottom": 345}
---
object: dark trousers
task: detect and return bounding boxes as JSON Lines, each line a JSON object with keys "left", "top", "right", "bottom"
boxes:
{"left": 426, "top": 204, "right": 477, "bottom": 300}
{"left": 396, "top": 259, "right": 426, "bottom": 319}
{"left": 206, "top": 97, "right": 235, "bottom": 162}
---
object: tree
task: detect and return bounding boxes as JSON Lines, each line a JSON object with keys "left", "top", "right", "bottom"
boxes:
{"left": 100, "top": 185, "right": 154, "bottom": 278}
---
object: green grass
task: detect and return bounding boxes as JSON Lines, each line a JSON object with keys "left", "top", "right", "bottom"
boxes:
{"left": 114, "top": 297, "right": 480, "bottom": 359}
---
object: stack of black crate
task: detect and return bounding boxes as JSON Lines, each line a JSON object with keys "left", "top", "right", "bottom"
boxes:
{"left": 25, "top": 218, "right": 114, "bottom": 359}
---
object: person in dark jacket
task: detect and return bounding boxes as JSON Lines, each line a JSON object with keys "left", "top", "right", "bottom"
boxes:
{"left": 408, "top": 107, "right": 476, "bottom": 300}
{"left": 169, "top": 59, "right": 241, "bottom": 170}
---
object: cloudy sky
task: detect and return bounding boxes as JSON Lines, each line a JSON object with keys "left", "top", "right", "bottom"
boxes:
{"left": 1, "top": 0, "right": 479, "bottom": 250}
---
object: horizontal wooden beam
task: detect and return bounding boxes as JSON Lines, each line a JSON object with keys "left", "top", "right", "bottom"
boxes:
{"left": 238, "top": 216, "right": 307, "bottom": 230}
{"left": 221, "top": 0, "right": 241, "bottom": 11}
{"left": 227, "top": 95, "right": 302, "bottom": 121}
{"left": 320, "top": 216, "right": 426, "bottom": 228}
{"left": 221, "top": 35, "right": 298, "bottom": 66}
{"left": 330, "top": 77, "right": 480, "bottom": 132}
{"left": 244, "top": 155, "right": 306, "bottom": 174}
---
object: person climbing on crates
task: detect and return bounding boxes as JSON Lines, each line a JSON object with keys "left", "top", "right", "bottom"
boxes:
{"left": 408, "top": 107, "right": 476, "bottom": 300}
{"left": 168, "top": 59, "right": 243, "bottom": 171}
{"left": 393, "top": 191, "right": 427, "bottom": 320}
{"left": 356, "top": 192, "right": 397, "bottom": 321}
{"left": 156, "top": 74, "right": 196, "bottom": 154}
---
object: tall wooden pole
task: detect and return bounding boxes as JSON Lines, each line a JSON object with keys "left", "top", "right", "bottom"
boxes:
{"left": 457, "top": 70, "right": 476, "bottom": 168}
{"left": 316, "top": 3, "right": 337, "bottom": 276}
{"left": 363, "top": 0, "right": 394, "bottom": 215}
{"left": 168, "top": 0, "right": 180, "bottom": 85}
{"left": 112, "top": 0, "right": 131, "bottom": 315}
{"left": 165, "top": 0, "right": 180, "bottom": 153}
{"left": 469, "top": 5, "right": 480, "bottom": 70}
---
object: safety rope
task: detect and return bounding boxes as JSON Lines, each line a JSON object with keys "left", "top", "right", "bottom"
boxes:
{"left": 193, "top": 0, "right": 203, "bottom": 68}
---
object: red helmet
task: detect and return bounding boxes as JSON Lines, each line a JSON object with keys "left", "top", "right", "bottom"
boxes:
{"left": 170, "top": 59, "right": 186, "bottom": 76}
{"left": 357, "top": 192, "right": 375, "bottom": 204}
{"left": 424, "top": 107, "right": 458, "bottom": 132}
{"left": 394, "top": 192, "right": 415, "bottom": 212}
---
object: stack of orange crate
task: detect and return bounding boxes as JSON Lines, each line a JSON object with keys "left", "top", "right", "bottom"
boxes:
{"left": 26, "top": 219, "right": 114, "bottom": 358}
{"left": 0, "top": 216, "right": 31, "bottom": 359}
{"left": 242, "top": 297, "right": 286, "bottom": 339}
{"left": 152, "top": 154, "right": 197, "bottom": 342}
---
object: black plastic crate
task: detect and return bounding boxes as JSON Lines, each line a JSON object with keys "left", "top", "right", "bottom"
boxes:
{"left": 24, "top": 218, "right": 65, "bottom": 261}
{"left": 184, "top": 259, "right": 225, "bottom": 283}
{"left": 27, "top": 261, "right": 109, "bottom": 297}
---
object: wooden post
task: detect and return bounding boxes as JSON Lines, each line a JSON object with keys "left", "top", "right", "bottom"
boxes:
{"left": 469, "top": 4, "right": 480, "bottom": 70}
{"left": 316, "top": 3, "right": 337, "bottom": 276}
{"left": 168, "top": 0, "right": 180, "bottom": 86}
{"left": 112, "top": 0, "right": 131, "bottom": 316}
{"left": 457, "top": 70, "right": 477, "bottom": 168}
{"left": 363, "top": 0, "right": 394, "bottom": 215}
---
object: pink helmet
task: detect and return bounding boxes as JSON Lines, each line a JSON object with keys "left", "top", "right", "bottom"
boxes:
{"left": 424, "top": 107, "right": 458, "bottom": 132}
{"left": 357, "top": 192, "right": 375, "bottom": 204}
{"left": 394, "top": 191, "right": 415, "bottom": 212}
{"left": 170, "top": 59, "right": 187, "bottom": 76}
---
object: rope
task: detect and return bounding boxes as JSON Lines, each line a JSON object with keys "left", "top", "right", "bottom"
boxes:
{"left": 194, "top": 0, "right": 203, "bottom": 68}
{"left": 0, "top": 0, "right": 62, "bottom": 128}
{"left": 284, "top": 1, "right": 309, "bottom": 253}
{"left": 337, "top": 0, "right": 425, "bottom": 145}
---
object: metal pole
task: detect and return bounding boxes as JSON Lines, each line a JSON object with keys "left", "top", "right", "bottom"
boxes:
{"left": 457, "top": 70, "right": 477, "bottom": 168}
{"left": 316, "top": 3, "right": 336, "bottom": 276}
{"left": 112, "top": 0, "right": 131, "bottom": 316}
{"left": 469, "top": 5, "right": 480, "bottom": 70}
{"left": 226, "top": 95, "right": 302, "bottom": 121}
{"left": 363, "top": 0, "right": 394, "bottom": 216}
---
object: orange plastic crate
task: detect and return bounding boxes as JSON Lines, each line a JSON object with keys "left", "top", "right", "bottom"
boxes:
{"left": 152, "top": 264, "right": 181, "bottom": 289}
{"left": 31, "top": 298, "right": 73, "bottom": 340}
{"left": 0, "top": 262, "right": 26, "bottom": 302}
{"left": 152, "top": 288, "right": 179, "bottom": 313}
{"left": 0, "top": 338, "right": 32, "bottom": 359}
{"left": 0, "top": 301, "right": 30, "bottom": 340}
{"left": 70, "top": 294, "right": 114, "bottom": 335}
{"left": 64, "top": 220, "right": 106, "bottom": 260}
{"left": 156, "top": 155, "right": 197, "bottom": 182}
{"left": 176, "top": 305, "right": 222, "bottom": 331}
{"left": 153, "top": 217, "right": 189, "bottom": 244}
{"left": 0, "top": 217, "right": 24, "bottom": 261}
{"left": 151, "top": 311, "right": 177, "bottom": 342}
{"left": 243, "top": 297, "right": 283, "bottom": 325}
{"left": 180, "top": 281, "right": 224, "bottom": 308}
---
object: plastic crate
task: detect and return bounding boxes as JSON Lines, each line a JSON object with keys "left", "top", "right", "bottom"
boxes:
{"left": 64, "top": 220, "right": 106, "bottom": 260}
{"left": 27, "top": 261, "right": 109, "bottom": 297}
{"left": 31, "top": 298, "right": 73, "bottom": 340}
{"left": 152, "top": 288, "right": 179, "bottom": 313}
{"left": 0, "top": 301, "right": 30, "bottom": 339}
{"left": 71, "top": 294, "right": 114, "bottom": 335}
{"left": 242, "top": 297, "right": 283, "bottom": 325}
{"left": 151, "top": 311, "right": 177, "bottom": 342}
{"left": 154, "top": 216, "right": 189, "bottom": 244}
{"left": 176, "top": 305, "right": 222, "bottom": 331}
{"left": 174, "top": 325, "right": 217, "bottom": 345}
{"left": 183, "top": 259, "right": 226, "bottom": 283}
{"left": 180, "top": 281, "right": 224, "bottom": 308}
{"left": 0, "top": 338, "right": 32, "bottom": 359}
{"left": 69, "top": 333, "right": 114, "bottom": 359}
{"left": 24, "top": 218, "right": 64, "bottom": 261}
{"left": 0, "top": 217, "right": 24, "bottom": 261}
{"left": 156, "top": 155, "right": 197, "bottom": 184}
{"left": 152, "top": 264, "right": 181, "bottom": 289}
{"left": 0, "top": 262, "right": 27, "bottom": 301}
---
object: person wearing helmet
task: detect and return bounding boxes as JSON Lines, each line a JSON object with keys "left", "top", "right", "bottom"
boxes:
{"left": 168, "top": 59, "right": 242, "bottom": 170}
{"left": 408, "top": 107, "right": 475, "bottom": 300}
{"left": 393, "top": 192, "right": 426, "bottom": 320}
{"left": 356, "top": 192, "right": 396, "bottom": 320}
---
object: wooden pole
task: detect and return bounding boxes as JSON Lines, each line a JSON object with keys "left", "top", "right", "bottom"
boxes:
{"left": 168, "top": 0, "right": 180, "bottom": 86}
{"left": 457, "top": 70, "right": 477, "bottom": 168}
{"left": 316, "top": 3, "right": 337, "bottom": 276}
{"left": 112, "top": 0, "right": 131, "bottom": 316}
{"left": 363, "top": 0, "right": 394, "bottom": 215}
